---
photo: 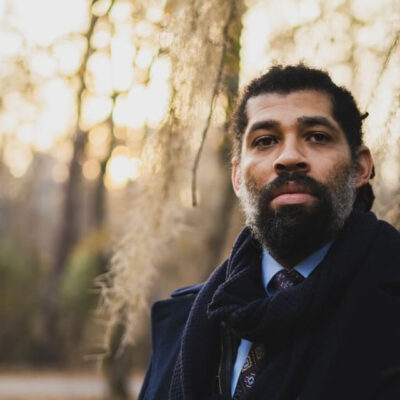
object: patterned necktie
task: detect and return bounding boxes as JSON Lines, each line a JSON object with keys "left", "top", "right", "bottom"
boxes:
{"left": 232, "top": 268, "right": 304, "bottom": 400}
{"left": 268, "top": 268, "right": 305, "bottom": 293}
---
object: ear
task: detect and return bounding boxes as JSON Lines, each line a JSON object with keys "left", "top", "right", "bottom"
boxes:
{"left": 355, "top": 145, "right": 374, "bottom": 188}
{"left": 231, "top": 159, "right": 241, "bottom": 197}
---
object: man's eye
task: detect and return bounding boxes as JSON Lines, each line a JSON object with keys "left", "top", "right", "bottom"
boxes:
{"left": 307, "top": 132, "right": 330, "bottom": 143}
{"left": 253, "top": 136, "right": 277, "bottom": 148}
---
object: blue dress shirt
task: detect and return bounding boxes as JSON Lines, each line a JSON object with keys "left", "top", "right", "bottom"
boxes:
{"left": 230, "top": 243, "right": 332, "bottom": 396}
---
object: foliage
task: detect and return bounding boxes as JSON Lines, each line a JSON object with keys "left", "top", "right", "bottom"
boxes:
{"left": 0, "top": 239, "right": 41, "bottom": 362}
{"left": 61, "top": 228, "right": 109, "bottom": 315}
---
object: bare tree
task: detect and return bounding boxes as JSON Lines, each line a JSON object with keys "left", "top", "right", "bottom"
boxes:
{"left": 40, "top": 0, "right": 116, "bottom": 362}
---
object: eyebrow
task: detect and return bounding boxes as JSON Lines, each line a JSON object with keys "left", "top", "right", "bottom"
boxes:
{"left": 297, "top": 116, "right": 338, "bottom": 132}
{"left": 246, "top": 120, "right": 280, "bottom": 136}
{"left": 246, "top": 115, "right": 339, "bottom": 137}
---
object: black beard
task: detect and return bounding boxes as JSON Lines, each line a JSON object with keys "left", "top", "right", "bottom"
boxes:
{"left": 241, "top": 171, "right": 356, "bottom": 265}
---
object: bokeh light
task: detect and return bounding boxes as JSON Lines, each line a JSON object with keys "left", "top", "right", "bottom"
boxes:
{"left": 105, "top": 146, "right": 142, "bottom": 189}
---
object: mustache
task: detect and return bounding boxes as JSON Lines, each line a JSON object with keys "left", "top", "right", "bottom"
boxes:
{"left": 260, "top": 172, "right": 329, "bottom": 204}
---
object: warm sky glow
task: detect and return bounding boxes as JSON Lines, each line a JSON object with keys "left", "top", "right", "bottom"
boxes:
{"left": 10, "top": 0, "right": 88, "bottom": 47}
{"left": 0, "top": 0, "right": 171, "bottom": 187}
{"left": 105, "top": 147, "right": 142, "bottom": 189}
{"left": 3, "top": 141, "right": 32, "bottom": 177}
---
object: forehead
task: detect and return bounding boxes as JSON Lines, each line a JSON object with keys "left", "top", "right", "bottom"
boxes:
{"left": 245, "top": 90, "right": 335, "bottom": 126}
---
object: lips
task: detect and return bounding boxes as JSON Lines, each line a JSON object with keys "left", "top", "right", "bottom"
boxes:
{"left": 270, "top": 181, "right": 317, "bottom": 207}
{"left": 271, "top": 181, "right": 313, "bottom": 197}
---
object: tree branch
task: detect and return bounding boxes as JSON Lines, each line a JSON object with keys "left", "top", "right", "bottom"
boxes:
{"left": 365, "top": 31, "right": 400, "bottom": 109}
{"left": 191, "top": 2, "right": 237, "bottom": 207}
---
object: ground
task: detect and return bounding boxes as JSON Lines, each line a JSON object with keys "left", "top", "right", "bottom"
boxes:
{"left": 0, "top": 370, "right": 143, "bottom": 400}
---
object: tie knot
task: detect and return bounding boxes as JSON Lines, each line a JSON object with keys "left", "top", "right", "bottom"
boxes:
{"left": 269, "top": 269, "right": 304, "bottom": 293}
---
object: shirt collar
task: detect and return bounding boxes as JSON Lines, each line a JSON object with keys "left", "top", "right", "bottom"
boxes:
{"left": 261, "top": 242, "right": 332, "bottom": 294}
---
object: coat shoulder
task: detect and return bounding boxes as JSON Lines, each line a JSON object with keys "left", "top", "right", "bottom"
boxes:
{"left": 374, "top": 219, "right": 400, "bottom": 278}
{"left": 139, "top": 283, "right": 203, "bottom": 400}
{"left": 170, "top": 282, "right": 204, "bottom": 298}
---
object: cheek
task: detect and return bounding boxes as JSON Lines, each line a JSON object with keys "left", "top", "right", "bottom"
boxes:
{"left": 322, "top": 158, "right": 354, "bottom": 189}
{"left": 242, "top": 159, "right": 275, "bottom": 189}
{"left": 311, "top": 151, "right": 351, "bottom": 178}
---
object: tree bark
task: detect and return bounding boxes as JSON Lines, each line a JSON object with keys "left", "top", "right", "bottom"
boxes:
{"left": 203, "top": 0, "right": 245, "bottom": 277}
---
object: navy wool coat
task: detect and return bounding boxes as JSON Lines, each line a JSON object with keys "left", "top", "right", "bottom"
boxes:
{"left": 139, "top": 220, "right": 400, "bottom": 400}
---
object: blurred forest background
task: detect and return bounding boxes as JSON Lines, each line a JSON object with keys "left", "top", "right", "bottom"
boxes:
{"left": 0, "top": 0, "right": 399, "bottom": 399}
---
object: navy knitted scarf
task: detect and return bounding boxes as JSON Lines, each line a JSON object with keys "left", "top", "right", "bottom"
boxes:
{"left": 169, "top": 211, "right": 379, "bottom": 400}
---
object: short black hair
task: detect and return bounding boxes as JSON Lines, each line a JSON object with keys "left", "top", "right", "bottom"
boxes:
{"left": 230, "top": 64, "right": 374, "bottom": 211}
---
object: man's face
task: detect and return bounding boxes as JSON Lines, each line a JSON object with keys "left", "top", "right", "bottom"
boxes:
{"left": 232, "top": 90, "right": 369, "bottom": 266}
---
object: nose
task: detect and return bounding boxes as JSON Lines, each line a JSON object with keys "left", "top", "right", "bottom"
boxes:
{"left": 273, "top": 139, "right": 309, "bottom": 174}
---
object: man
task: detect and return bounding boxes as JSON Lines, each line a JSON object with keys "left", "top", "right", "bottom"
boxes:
{"left": 139, "top": 65, "right": 400, "bottom": 400}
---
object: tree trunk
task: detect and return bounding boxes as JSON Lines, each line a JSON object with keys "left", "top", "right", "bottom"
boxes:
{"left": 104, "top": 319, "right": 134, "bottom": 400}
{"left": 203, "top": 0, "right": 245, "bottom": 276}
{"left": 39, "top": 126, "right": 88, "bottom": 362}
{"left": 91, "top": 105, "right": 135, "bottom": 400}
{"left": 38, "top": 1, "right": 107, "bottom": 363}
